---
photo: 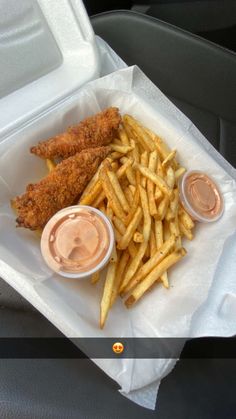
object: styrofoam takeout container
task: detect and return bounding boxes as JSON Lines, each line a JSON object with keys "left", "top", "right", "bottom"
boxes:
{"left": 1, "top": 1, "right": 236, "bottom": 410}
{"left": 0, "top": 0, "right": 100, "bottom": 140}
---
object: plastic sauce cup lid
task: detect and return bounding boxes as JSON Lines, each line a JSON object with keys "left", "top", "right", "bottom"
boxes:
{"left": 41, "top": 205, "right": 114, "bottom": 278}
{"left": 179, "top": 170, "right": 224, "bottom": 223}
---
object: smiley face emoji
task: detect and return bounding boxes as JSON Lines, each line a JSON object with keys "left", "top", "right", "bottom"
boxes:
{"left": 112, "top": 342, "right": 124, "bottom": 354}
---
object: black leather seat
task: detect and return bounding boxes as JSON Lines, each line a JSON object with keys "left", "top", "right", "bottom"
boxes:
{"left": 1, "top": 11, "right": 236, "bottom": 419}
{"left": 92, "top": 11, "right": 236, "bottom": 168}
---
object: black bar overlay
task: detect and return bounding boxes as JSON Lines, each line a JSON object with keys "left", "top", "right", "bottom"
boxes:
{"left": 0, "top": 337, "right": 235, "bottom": 358}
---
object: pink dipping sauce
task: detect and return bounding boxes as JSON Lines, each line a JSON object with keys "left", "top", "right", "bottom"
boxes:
{"left": 41, "top": 206, "right": 114, "bottom": 278}
{"left": 179, "top": 170, "right": 224, "bottom": 222}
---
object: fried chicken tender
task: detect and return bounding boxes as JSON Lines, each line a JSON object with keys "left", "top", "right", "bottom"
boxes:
{"left": 30, "top": 107, "right": 121, "bottom": 160}
{"left": 12, "top": 146, "right": 110, "bottom": 230}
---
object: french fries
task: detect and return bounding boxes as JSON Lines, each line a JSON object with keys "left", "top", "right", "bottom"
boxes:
{"left": 100, "top": 260, "right": 118, "bottom": 328}
{"left": 99, "top": 168, "right": 127, "bottom": 223}
{"left": 133, "top": 231, "right": 144, "bottom": 243}
{"left": 117, "top": 207, "right": 142, "bottom": 249}
{"left": 46, "top": 159, "right": 56, "bottom": 172}
{"left": 91, "top": 271, "right": 100, "bottom": 285}
{"left": 111, "top": 144, "right": 133, "bottom": 154}
{"left": 147, "top": 151, "right": 158, "bottom": 216}
{"left": 122, "top": 235, "right": 176, "bottom": 295}
{"left": 107, "top": 170, "right": 130, "bottom": 213}
{"left": 133, "top": 162, "right": 173, "bottom": 198}
{"left": 77, "top": 113, "right": 197, "bottom": 328}
{"left": 125, "top": 248, "right": 186, "bottom": 307}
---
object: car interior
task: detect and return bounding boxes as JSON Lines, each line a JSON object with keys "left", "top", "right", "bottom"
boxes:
{"left": 0, "top": 1, "right": 236, "bottom": 418}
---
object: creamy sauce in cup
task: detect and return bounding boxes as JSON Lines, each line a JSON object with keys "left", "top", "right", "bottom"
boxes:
{"left": 41, "top": 206, "right": 114, "bottom": 278}
{"left": 179, "top": 171, "right": 224, "bottom": 222}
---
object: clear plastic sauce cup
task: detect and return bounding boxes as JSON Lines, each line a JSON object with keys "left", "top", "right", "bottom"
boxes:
{"left": 41, "top": 205, "right": 114, "bottom": 278}
{"left": 179, "top": 170, "right": 224, "bottom": 223}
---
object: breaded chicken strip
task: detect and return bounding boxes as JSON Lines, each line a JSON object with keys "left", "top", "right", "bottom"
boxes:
{"left": 12, "top": 146, "right": 110, "bottom": 230}
{"left": 30, "top": 107, "right": 121, "bottom": 159}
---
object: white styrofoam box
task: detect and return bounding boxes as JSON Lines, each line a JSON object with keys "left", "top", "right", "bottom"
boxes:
{"left": 0, "top": 0, "right": 100, "bottom": 140}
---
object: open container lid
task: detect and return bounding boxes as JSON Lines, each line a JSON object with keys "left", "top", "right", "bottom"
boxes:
{"left": 0, "top": 0, "right": 100, "bottom": 140}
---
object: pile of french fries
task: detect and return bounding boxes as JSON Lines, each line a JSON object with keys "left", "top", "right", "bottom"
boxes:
{"left": 77, "top": 114, "right": 195, "bottom": 328}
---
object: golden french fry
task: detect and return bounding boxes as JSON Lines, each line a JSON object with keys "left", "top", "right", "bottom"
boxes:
{"left": 110, "top": 251, "right": 129, "bottom": 307}
{"left": 166, "top": 166, "right": 175, "bottom": 189}
{"left": 163, "top": 219, "right": 171, "bottom": 241}
{"left": 124, "top": 187, "right": 134, "bottom": 207}
{"left": 129, "top": 185, "right": 136, "bottom": 195}
{"left": 162, "top": 150, "right": 177, "bottom": 168}
{"left": 119, "top": 241, "right": 148, "bottom": 294}
{"left": 122, "top": 235, "right": 176, "bottom": 295}
{"left": 133, "top": 232, "right": 144, "bottom": 243}
{"left": 79, "top": 180, "right": 102, "bottom": 206}
{"left": 91, "top": 160, "right": 132, "bottom": 208}
{"left": 140, "top": 151, "right": 148, "bottom": 188}
{"left": 118, "top": 128, "right": 129, "bottom": 145}
{"left": 175, "top": 235, "right": 182, "bottom": 250}
{"left": 175, "top": 167, "right": 186, "bottom": 181}
{"left": 134, "top": 163, "right": 172, "bottom": 198}
{"left": 79, "top": 167, "right": 101, "bottom": 202}
{"left": 106, "top": 205, "right": 113, "bottom": 220}
{"left": 144, "top": 128, "right": 170, "bottom": 160}
{"left": 165, "top": 208, "right": 174, "bottom": 221}
{"left": 111, "top": 161, "right": 119, "bottom": 171}
{"left": 125, "top": 248, "right": 186, "bottom": 307}
{"left": 179, "top": 205, "right": 195, "bottom": 230}
{"left": 91, "top": 271, "right": 100, "bottom": 285}
{"left": 113, "top": 217, "right": 137, "bottom": 257}
{"left": 119, "top": 187, "right": 151, "bottom": 293}
{"left": 107, "top": 170, "right": 130, "bottom": 213}
{"left": 92, "top": 193, "right": 106, "bottom": 208}
{"left": 125, "top": 184, "right": 140, "bottom": 225}
{"left": 128, "top": 241, "right": 137, "bottom": 258}
{"left": 120, "top": 158, "right": 136, "bottom": 186}
{"left": 123, "top": 117, "right": 149, "bottom": 151}
{"left": 123, "top": 118, "right": 136, "bottom": 140}
{"left": 110, "top": 244, "right": 118, "bottom": 263}
{"left": 139, "top": 185, "right": 152, "bottom": 242}
{"left": 98, "top": 202, "right": 106, "bottom": 214}
{"left": 114, "top": 227, "right": 121, "bottom": 242}
{"left": 170, "top": 188, "right": 179, "bottom": 216}
{"left": 130, "top": 139, "right": 140, "bottom": 163}
{"left": 110, "top": 151, "right": 123, "bottom": 160}
{"left": 179, "top": 219, "right": 193, "bottom": 240}
{"left": 100, "top": 260, "right": 117, "bottom": 328}
{"left": 113, "top": 216, "right": 126, "bottom": 235}
{"left": 46, "top": 159, "right": 56, "bottom": 172}
{"left": 111, "top": 144, "right": 133, "bottom": 154}
{"left": 156, "top": 195, "right": 169, "bottom": 220}
{"left": 160, "top": 272, "right": 169, "bottom": 288}
{"left": 144, "top": 241, "right": 150, "bottom": 259}
{"left": 155, "top": 219, "right": 169, "bottom": 288}
{"left": 169, "top": 215, "right": 180, "bottom": 237}
{"left": 155, "top": 220, "right": 163, "bottom": 249}
{"left": 117, "top": 159, "right": 132, "bottom": 177}
{"left": 157, "top": 157, "right": 164, "bottom": 177}
{"left": 154, "top": 186, "right": 162, "bottom": 201}
{"left": 113, "top": 138, "right": 123, "bottom": 146}
{"left": 124, "top": 115, "right": 156, "bottom": 151}
{"left": 126, "top": 167, "right": 136, "bottom": 186}
{"left": 117, "top": 207, "right": 143, "bottom": 250}
{"left": 150, "top": 229, "right": 157, "bottom": 258}
{"left": 147, "top": 150, "right": 158, "bottom": 216}
{"left": 100, "top": 169, "right": 127, "bottom": 223}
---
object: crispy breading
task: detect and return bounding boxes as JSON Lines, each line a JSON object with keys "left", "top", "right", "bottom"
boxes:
{"left": 12, "top": 146, "right": 110, "bottom": 230}
{"left": 30, "top": 107, "right": 121, "bottom": 159}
